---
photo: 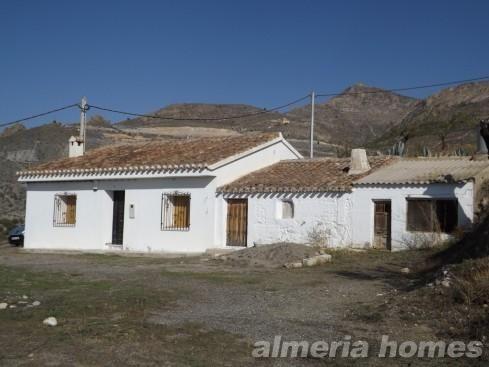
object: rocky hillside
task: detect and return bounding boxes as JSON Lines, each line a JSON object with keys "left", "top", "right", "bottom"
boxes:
{"left": 118, "top": 103, "right": 290, "bottom": 133}
{"left": 286, "top": 84, "right": 418, "bottom": 153}
{"left": 117, "top": 86, "right": 418, "bottom": 156}
{"left": 368, "top": 81, "right": 489, "bottom": 155}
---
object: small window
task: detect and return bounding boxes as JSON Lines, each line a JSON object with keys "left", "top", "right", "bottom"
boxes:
{"left": 281, "top": 200, "right": 294, "bottom": 219}
{"left": 161, "top": 194, "right": 190, "bottom": 231}
{"left": 407, "top": 199, "right": 458, "bottom": 233}
{"left": 53, "top": 194, "right": 77, "bottom": 227}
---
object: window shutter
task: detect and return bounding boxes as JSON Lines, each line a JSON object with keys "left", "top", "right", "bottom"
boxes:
{"left": 66, "top": 196, "right": 76, "bottom": 225}
{"left": 162, "top": 194, "right": 190, "bottom": 231}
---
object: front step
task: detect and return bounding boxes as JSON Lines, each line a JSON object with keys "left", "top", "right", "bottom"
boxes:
{"left": 105, "top": 243, "right": 123, "bottom": 251}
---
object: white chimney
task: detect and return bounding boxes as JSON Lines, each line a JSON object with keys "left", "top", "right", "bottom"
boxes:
{"left": 349, "top": 148, "right": 371, "bottom": 175}
{"left": 69, "top": 136, "right": 84, "bottom": 158}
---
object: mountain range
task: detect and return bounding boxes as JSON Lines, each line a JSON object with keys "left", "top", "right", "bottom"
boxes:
{"left": 1, "top": 81, "right": 488, "bottom": 230}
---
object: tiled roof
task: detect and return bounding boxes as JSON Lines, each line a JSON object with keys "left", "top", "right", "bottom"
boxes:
{"left": 356, "top": 157, "right": 489, "bottom": 185}
{"left": 19, "top": 133, "right": 281, "bottom": 176}
{"left": 218, "top": 156, "right": 394, "bottom": 193}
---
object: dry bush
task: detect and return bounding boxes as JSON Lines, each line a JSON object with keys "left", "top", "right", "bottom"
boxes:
{"left": 451, "top": 258, "right": 489, "bottom": 305}
{"left": 307, "top": 224, "right": 331, "bottom": 248}
{"left": 400, "top": 232, "right": 445, "bottom": 250}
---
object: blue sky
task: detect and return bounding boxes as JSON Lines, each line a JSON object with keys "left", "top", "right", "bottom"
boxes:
{"left": 1, "top": 0, "right": 488, "bottom": 126}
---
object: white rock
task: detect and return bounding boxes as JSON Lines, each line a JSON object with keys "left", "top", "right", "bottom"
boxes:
{"left": 400, "top": 267, "right": 410, "bottom": 274}
{"left": 441, "top": 280, "right": 451, "bottom": 288}
{"left": 302, "top": 254, "right": 332, "bottom": 267}
{"left": 22, "top": 295, "right": 28, "bottom": 299}
{"left": 9, "top": 305, "right": 16, "bottom": 309}
{"left": 284, "top": 262, "right": 303, "bottom": 269}
{"left": 32, "top": 301, "right": 41, "bottom": 307}
{"left": 43, "top": 317, "right": 58, "bottom": 327}
{"left": 0, "top": 303, "right": 7, "bottom": 310}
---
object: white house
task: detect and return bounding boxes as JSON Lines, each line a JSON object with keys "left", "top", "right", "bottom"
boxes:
{"left": 18, "top": 132, "right": 489, "bottom": 253}
{"left": 17, "top": 133, "right": 302, "bottom": 253}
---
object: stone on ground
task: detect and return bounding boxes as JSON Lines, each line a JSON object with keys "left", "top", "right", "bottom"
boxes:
{"left": 303, "top": 254, "right": 332, "bottom": 267}
{"left": 400, "top": 267, "right": 410, "bottom": 274}
{"left": 0, "top": 303, "right": 7, "bottom": 310}
{"left": 32, "top": 301, "right": 41, "bottom": 307}
{"left": 43, "top": 317, "right": 58, "bottom": 327}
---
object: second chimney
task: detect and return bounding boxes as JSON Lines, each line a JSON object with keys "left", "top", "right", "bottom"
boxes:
{"left": 349, "top": 148, "right": 371, "bottom": 175}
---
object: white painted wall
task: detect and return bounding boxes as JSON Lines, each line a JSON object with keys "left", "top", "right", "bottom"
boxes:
{"left": 217, "top": 192, "right": 353, "bottom": 248}
{"left": 24, "top": 181, "right": 114, "bottom": 250}
{"left": 351, "top": 183, "right": 474, "bottom": 250}
{"left": 216, "top": 182, "right": 475, "bottom": 251}
{"left": 24, "top": 177, "right": 216, "bottom": 253}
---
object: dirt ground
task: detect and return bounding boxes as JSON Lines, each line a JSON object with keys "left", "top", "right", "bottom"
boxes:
{"left": 0, "top": 243, "right": 486, "bottom": 366}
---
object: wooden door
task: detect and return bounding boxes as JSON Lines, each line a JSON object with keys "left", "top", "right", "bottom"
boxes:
{"left": 112, "top": 191, "right": 125, "bottom": 245}
{"left": 373, "top": 200, "right": 391, "bottom": 250}
{"left": 226, "top": 199, "right": 248, "bottom": 247}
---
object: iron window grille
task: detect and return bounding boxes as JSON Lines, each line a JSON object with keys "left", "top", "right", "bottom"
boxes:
{"left": 161, "top": 193, "right": 191, "bottom": 231}
{"left": 53, "top": 194, "right": 77, "bottom": 227}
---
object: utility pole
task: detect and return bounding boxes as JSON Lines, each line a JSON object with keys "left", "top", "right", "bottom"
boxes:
{"left": 79, "top": 96, "right": 88, "bottom": 153}
{"left": 310, "top": 91, "right": 315, "bottom": 158}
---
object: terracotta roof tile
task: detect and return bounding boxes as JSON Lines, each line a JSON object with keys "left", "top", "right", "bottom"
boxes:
{"left": 24, "top": 132, "right": 280, "bottom": 174}
{"left": 219, "top": 156, "right": 394, "bottom": 193}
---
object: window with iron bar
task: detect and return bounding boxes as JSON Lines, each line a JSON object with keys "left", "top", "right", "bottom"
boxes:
{"left": 406, "top": 198, "right": 458, "bottom": 233}
{"left": 161, "top": 193, "right": 190, "bottom": 231}
{"left": 53, "top": 194, "right": 77, "bottom": 227}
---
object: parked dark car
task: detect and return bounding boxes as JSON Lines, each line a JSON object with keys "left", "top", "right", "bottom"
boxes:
{"left": 8, "top": 225, "right": 24, "bottom": 246}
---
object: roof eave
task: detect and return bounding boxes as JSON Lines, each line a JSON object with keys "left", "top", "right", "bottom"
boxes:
{"left": 17, "top": 165, "right": 214, "bottom": 183}
{"left": 353, "top": 178, "right": 474, "bottom": 186}
{"left": 217, "top": 186, "right": 351, "bottom": 194}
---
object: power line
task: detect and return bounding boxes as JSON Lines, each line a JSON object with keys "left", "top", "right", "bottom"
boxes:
{"left": 0, "top": 103, "right": 79, "bottom": 128}
{"left": 88, "top": 95, "right": 310, "bottom": 121}
{"left": 316, "top": 75, "right": 489, "bottom": 97}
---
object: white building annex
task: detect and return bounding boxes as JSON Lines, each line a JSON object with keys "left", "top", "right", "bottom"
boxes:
{"left": 17, "top": 132, "right": 489, "bottom": 253}
{"left": 219, "top": 155, "right": 489, "bottom": 251}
